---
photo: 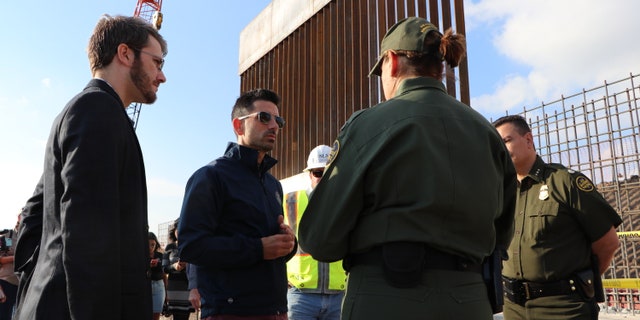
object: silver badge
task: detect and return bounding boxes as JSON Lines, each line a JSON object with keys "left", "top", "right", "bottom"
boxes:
{"left": 539, "top": 184, "right": 549, "bottom": 200}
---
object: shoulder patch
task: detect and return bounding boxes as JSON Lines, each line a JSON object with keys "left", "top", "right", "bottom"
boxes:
{"left": 326, "top": 140, "right": 340, "bottom": 168}
{"left": 575, "top": 175, "right": 595, "bottom": 192}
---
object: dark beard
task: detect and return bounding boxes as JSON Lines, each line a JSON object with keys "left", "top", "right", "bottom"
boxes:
{"left": 130, "top": 59, "right": 157, "bottom": 104}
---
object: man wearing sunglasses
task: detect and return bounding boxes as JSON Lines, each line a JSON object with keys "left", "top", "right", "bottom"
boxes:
{"left": 283, "top": 145, "right": 347, "bottom": 320}
{"left": 178, "top": 89, "right": 297, "bottom": 320}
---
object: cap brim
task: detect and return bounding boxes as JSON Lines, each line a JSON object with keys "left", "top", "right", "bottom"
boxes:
{"left": 368, "top": 56, "right": 383, "bottom": 77}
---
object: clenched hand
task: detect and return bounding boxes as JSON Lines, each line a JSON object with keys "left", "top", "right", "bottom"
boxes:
{"left": 261, "top": 215, "right": 295, "bottom": 260}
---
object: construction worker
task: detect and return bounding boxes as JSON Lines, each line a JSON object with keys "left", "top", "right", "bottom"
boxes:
{"left": 284, "top": 145, "right": 346, "bottom": 320}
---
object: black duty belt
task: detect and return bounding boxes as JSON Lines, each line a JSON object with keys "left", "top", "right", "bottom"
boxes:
{"left": 345, "top": 245, "right": 482, "bottom": 273}
{"left": 502, "top": 276, "right": 578, "bottom": 305}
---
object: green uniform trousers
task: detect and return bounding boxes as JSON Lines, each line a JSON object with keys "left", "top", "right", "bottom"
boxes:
{"left": 341, "top": 265, "right": 492, "bottom": 320}
{"left": 503, "top": 294, "right": 598, "bottom": 319}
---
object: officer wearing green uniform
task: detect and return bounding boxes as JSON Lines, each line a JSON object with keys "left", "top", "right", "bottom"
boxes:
{"left": 494, "top": 115, "right": 622, "bottom": 320}
{"left": 298, "top": 17, "right": 517, "bottom": 320}
{"left": 284, "top": 145, "right": 346, "bottom": 319}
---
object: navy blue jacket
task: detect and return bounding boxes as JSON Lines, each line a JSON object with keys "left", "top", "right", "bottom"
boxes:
{"left": 178, "top": 143, "right": 295, "bottom": 317}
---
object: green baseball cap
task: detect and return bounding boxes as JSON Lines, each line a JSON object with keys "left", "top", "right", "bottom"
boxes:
{"left": 368, "top": 17, "right": 441, "bottom": 77}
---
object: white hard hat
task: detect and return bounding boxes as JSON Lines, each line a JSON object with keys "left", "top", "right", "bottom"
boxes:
{"left": 304, "top": 145, "right": 331, "bottom": 171}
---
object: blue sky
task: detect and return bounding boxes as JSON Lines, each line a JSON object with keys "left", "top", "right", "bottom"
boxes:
{"left": 1, "top": 0, "right": 639, "bottom": 233}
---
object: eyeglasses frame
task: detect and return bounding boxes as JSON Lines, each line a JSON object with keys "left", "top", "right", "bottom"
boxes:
{"left": 132, "top": 47, "right": 165, "bottom": 71}
{"left": 237, "top": 111, "right": 285, "bottom": 129}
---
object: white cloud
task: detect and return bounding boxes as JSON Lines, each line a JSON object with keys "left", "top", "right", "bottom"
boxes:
{"left": 466, "top": 0, "right": 640, "bottom": 113}
{"left": 41, "top": 78, "right": 51, "bottom": 88}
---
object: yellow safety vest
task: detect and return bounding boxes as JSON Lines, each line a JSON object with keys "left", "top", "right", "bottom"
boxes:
{"left": 284, "top": 190, "right": 346, "bottom": 293}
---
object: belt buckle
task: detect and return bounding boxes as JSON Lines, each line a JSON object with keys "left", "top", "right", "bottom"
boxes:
{"left": 522, "top": 282, "right": 532, "bottom": 300}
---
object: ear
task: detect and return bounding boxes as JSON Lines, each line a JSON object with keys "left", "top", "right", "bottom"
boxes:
{"left": 232, "top": 118, "right": 244, "bottom": 136}
{"left": 116, "top": 43, "right": 135, "bottom": 67}
{"left": 524, "top": 132, "right": 534, "bottom": 148}
{"left": 387, "top": 51, "right": 400, "bottom": 77}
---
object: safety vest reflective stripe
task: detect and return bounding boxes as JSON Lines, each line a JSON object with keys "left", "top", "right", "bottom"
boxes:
{"left": 284, "top": 190, "right": 346, "bottom": 291}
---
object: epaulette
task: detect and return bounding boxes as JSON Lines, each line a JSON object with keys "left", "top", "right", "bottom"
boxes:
{"left": 340, "top": 108, "right": 369, "bottom": 132}
{"left": 548, "top": 162, "right": 582, "bottom": 176}
{"left": 548, "top": 163, "right": 595, "bottom": 192}
{"left": 547, "top": 163, "right": 569, "bottom": 171}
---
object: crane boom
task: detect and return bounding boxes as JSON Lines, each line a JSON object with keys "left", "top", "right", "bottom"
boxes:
{"left": 127, "top": 0, "right": 163, "bottom": 129}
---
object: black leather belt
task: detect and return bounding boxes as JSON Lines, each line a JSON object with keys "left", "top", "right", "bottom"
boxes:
{"left": 503, "top": 276, "right": 578, "bottom": 305}
{"left": 345, "top": 245, "right": 482, "bottom": 273}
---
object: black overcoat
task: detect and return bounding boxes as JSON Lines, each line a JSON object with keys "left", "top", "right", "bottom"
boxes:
{"left": 14, "top": 79, "right": 151, "bottom": 320}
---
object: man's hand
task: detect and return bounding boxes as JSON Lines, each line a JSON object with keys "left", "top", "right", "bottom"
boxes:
{"left": 279, "top": 214, "right": 295, "bottom": 238}
{"left": 189, "top": 288, "right": 201, "bottom": 311}
{"left": 261, "top": 215, "right": 295, "bottom": 260}
{"left": 174, "top": 261, "right": 186, "bottom": 272}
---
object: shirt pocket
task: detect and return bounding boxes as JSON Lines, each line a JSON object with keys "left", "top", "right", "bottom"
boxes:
{"left": 526, "top": 200, "right": 560, "bottom": 242}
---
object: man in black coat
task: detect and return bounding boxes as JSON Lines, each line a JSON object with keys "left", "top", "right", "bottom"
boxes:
{"left": 13, "top": 15, "right": 167, "bottom": 320}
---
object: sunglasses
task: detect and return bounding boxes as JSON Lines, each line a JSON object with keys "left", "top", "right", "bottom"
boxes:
{"left": 237, "top": 111, "right": 285, "bottom": 128}
{"left": 311, "top": 170, "right": 324, "bottom": 178}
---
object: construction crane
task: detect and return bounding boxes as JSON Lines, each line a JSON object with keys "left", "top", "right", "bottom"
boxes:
{"left": 127, "top": 0, "right": 163, "bottom": 129}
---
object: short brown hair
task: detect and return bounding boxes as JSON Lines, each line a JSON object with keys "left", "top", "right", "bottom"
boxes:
{"left": 87, "top": 15, "right": 167, "bottom": 74}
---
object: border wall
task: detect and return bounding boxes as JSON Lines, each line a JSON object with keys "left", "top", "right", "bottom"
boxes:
{"left": 238, "top": 0, "right": 468, "bottom": 179}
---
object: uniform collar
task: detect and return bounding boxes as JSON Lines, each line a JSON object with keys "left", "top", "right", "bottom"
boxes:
{"left": 525, "top": 155, "right": 547, "bottom": 183}
{"left": 395, "top": 76, "right": 447, "bottom": 97}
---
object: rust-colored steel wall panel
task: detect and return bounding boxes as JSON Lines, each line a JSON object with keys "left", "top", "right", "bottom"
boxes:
{"left": 240, "top": 0, "right": 469, "bottom": 179}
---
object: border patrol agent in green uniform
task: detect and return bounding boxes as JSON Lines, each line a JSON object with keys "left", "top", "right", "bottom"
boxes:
{"left": 298, "top": 17, "right": 517, "bottom": 320}
{"left": 494, "top": 115, "right": 622, "bottom": 320}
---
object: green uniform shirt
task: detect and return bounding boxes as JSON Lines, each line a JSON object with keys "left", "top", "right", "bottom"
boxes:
{"left": 502, "top": 156, "right": 622, "bottom": 282}
{"left": 298, "top": 77, "right": 516, "bottom": 264}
